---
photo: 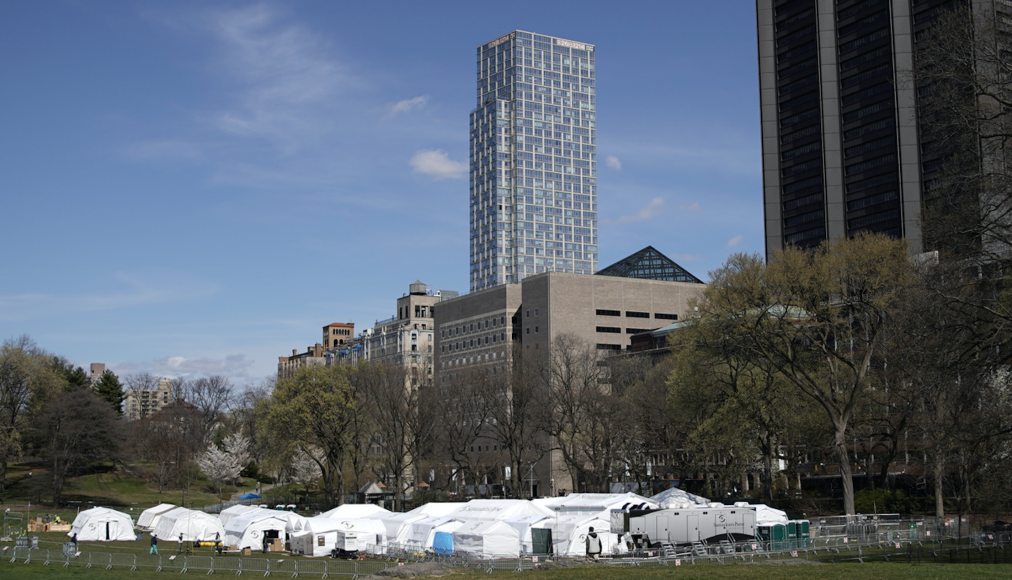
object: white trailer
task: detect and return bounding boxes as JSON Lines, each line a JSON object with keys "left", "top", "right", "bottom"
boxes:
{"left": 612, "top": 506, "right": 757, "bottom": 546}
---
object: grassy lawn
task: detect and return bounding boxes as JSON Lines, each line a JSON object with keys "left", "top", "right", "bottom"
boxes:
{"left": 2, "top": 558, "right": 1012, "bottom": 579}
{"left": 2, "top": 463, "right": 259, "bottom": 517}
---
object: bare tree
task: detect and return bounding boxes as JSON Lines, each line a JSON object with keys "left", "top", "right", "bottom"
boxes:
{"left": 483, "top": 346, "right": 550, "bottom": 497}
{"left": 187, "top": 376, "right": 234, "bottom": 443}
{"left": 350, "top": 362, "right": 414, "bottom": 510}
{"left": 432, "top": 367, "right": 496, "bottom": 495}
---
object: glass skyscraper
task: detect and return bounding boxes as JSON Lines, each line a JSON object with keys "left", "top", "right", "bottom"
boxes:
{"left": 469, "top": 30, "right": 597, "bottom": 292}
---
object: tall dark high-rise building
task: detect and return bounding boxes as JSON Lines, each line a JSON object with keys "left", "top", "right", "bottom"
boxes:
{"left": 757, "top": 0, "right": 1010, "bottom": 256}
{"left": 469, "top": 31, "right": 597, "bottom": 292}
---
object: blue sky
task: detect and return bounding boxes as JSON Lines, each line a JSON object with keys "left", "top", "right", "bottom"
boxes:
{"left": 0, "top": 1, "right": 761, "bottom": 385}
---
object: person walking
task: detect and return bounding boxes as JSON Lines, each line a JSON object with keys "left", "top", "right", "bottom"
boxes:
{"left": 149, "top": 534, "right": 158, "bottom": 555}
{"left": 585, "top": 527, "right": 602, "bottom": 561}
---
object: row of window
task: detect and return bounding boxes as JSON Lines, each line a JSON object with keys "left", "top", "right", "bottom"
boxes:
{"left": 595, "top": 309, "right": 678, "bottom": 320}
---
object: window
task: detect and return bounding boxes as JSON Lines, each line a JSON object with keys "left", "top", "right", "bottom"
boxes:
{"left": 596, "top": 326, "right": 621, "bottom": 333}
{"left": 596, "top": 344, "right": 621, "bottom": 350}
{"left": 626, "top": 328, "right": 651, "bottom": 334}
{"left": 596, "top": 309, "right": 620, "bottom": 316}
{"left": 626, "top": 311, "right": 649, "bottom": 318}
{"left": 655, "top": 313, "right": 678, "bottom": 320}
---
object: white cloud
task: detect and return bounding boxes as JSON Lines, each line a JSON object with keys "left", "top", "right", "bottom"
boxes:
{"left": 604, "top": 155, "right": 623, "bottom": 170}
{"left": 114, "top": 353, "right": 256, "bottom": 382}
{"left": 410, "top": 149, "right": 467, "bottom": 180}
{"left": 681, "top": 201, "right": 701, "bottom": 211}
{"left": 611, "top": 196, "right": 665, "bottom": 225}
{"left": 727, "top": 235, "right": 744, "bottom": 248}
{"left": 388, "top": 95, "right": 429, "bottom": 116}
{"left": 206, "top": 4, "right": 352, "bottom": 152}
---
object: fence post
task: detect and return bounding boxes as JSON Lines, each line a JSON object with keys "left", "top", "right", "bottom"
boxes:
{"left": 131, "top": 554, "right": 137, "bottom": 572}
{"left": 106, "top": 553, "right": 112, "bottom": 570}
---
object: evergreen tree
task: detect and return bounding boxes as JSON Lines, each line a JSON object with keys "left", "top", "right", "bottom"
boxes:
{"left": 93, "top": 370, "right": 125, "bottom": 414}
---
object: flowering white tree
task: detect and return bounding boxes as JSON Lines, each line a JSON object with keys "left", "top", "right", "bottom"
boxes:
{"left": 197, "top": 434, "right": 250, "bottom": 498}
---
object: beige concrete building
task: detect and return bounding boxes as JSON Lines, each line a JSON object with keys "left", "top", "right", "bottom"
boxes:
{"left": 323, "top": 322, "right": 355, "bottom": 349}
{"left": 367, "top": 281, "right": 456, "bottom": 388}
{"left": 124, "top": 377, "right": 174, "bottom": 421}
{"left": 277, "top": 343, "right": 327, "bottom": 380}
{"left": 433, "top": 247, "right": 706, "bottom": 496}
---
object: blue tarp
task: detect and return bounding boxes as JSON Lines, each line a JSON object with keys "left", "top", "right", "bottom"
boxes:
{"left": 432, "top": 531, "right": 454, "bottom": 555}
{"left": 238, "top": 492, "right": 261, "bottom": 500}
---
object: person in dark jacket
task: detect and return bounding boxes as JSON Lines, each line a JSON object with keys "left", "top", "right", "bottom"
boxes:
{"left": 150, "top": 534, "right": 158, "bottom": 555}
{"left": 585, "top": 527, "right": 602, "bottom": 560}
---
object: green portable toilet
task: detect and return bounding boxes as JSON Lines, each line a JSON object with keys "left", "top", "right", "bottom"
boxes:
{"left": 758, "top": 523, "right": 788, "bottom": 551}
{"left": 786, "top": 521, "right": 798, "bottom": 549}
{"left": 793, "top": 520, "right": 810, "bottom": 548}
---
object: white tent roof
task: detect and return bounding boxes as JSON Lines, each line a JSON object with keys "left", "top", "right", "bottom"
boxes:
{"left": 319, "top": 504, "right": 390, "bottom": 520}
{"left": 534, "top": 492, "right": 657, "bottom": 514}
{"left": 218, "top": 504, "right": 258, "bottom": 528}
{"left": 650, "top": 487, "right": 710, "bottom": 509}
{"left": 152, "top": 507, "right": 225, "bottom": 542}
{"left": 69, "top": 507, "right": 137, "bottom": 542}
{"left": 452, "top": 499, "right": 554, "bottom": 522}
{"left": 739, "top": 503, "right": 788, "bottom": 525}
{"left": 137, "top": 503, "right": 177, "bottom": 530}
{"left": 453, "top": 519, "right": 520, "bottom": 559}
{"left": 404, "top": 502, "right": 466, "bottom": 518}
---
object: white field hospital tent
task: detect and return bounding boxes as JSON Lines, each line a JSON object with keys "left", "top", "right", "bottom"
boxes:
{"left": 450, "top": 499, "right": 554, "bottom": 554}
{"left": 453, "top": 520, "right": 521, "bottom": 559}
{"left": 152, "top": 507, "right": 225, "bottom": 542}
{"left": 137, "top": 503, "right": 176, "bottom": 531}
{"left": 222, "top": 509, "right": 290, "bottom": 550}
{"left": 533, "top": 493, "right": 658, "bottom": 555}
{"left": 289, "top": 517, "right": 344, "bottom": 557}
{"left": 405, "top": 516, "right": 464, "bottom": 551}
{"left": 218, "top": 504, "right": 258, "bottom": 529}
{"left": 379, "top": 502, "right": 467, "bottom": 550}
{"left": 69, "top": 507, "right": 137, "bottom": 542}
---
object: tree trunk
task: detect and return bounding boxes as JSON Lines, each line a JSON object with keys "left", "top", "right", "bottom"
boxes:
{"left": 934, "top": 449, "right": 945, "bottom": 521}
{"left": 834, "top": 428, "right": 856, "bottom": 515}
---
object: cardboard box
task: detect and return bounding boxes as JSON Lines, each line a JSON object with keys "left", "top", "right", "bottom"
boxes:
{"left": 241, "top": 548, "right": 251, "bottom": 556}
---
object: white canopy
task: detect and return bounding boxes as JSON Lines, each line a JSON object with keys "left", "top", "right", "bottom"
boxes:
{"left": 319, "top": 503, "right": 390, "bottom": 520}
{"left": 137, "top": 503, "right": 176, "bottom": 531}
{"left": 404, "top": 516, "right": 463, "bottom": 551}
{"left": 222, "top": 509, "right": 289, "bottom": 550}
{"left": 152, "top": 507, "right": 225, "bottom": 542}
{"left": 650, "top": 487, "right": 710, "bottom": 509}
{"left": 69, "top": 507, "right": 137, "bottom": 542}
{"left": 735, "top": 502, "right": 788, "bottom": 525}
{"left": 218, "top": 504, "right": 258, "bottom": 529}
{"left": 536, "top": 513, "right": 622, "bottom": 556}
{"left": 453, "top": 519, "right": 521, "bottom": 558}
{"left": 452, "top": 499, "right": 553, "bottom": 552}
{"left": 378, "top": 511, "right": 427, "bottom": 549}
{"left": 535, "top": 492, "right": 657, "bottom": 515}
